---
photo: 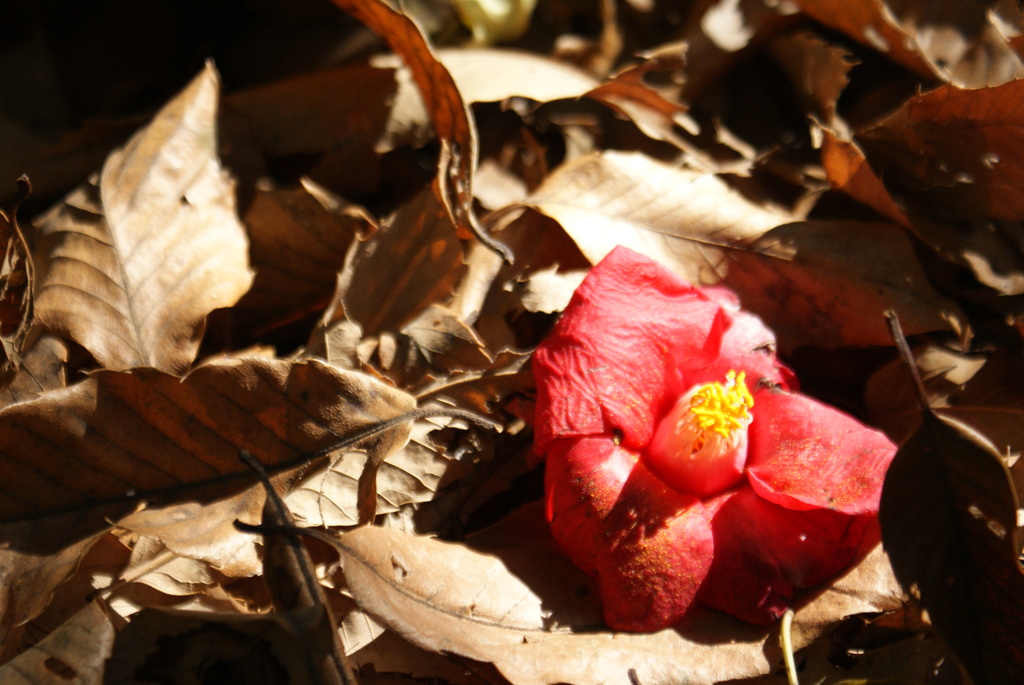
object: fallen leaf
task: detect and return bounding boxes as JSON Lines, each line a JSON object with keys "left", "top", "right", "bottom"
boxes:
{"left": 523, "top": 150, "right": 962, "bottom": 348}
{"left": 222, "top": 61, "right": 398, "bottom": 195}
{"left": 324, "top": 503, "right": 901, "bottom": 685}
{"left": 315, "top": 184, "right": 464, "bottom": 339}
{"left": 0, "top": 178, "right": 33, "bottom": 389}
{"left": 866, "top": 345, "right": 1024, "bottom": 459}
{"left": 328, "top": 0, "right": 511, "bottom": 260}
{"left": 0, "top": 357, "right": 416, "bottom": 533}
{"left": 858, "top": 79, "right": 1024, "bottom": 224}
{"left": 233, "top": 180, "right": 370, "bottom": 338}
{"left": 881, "top": 408, "right": 1024, "bottom": 683}
{"left": 285, "top": 417, "right": 460, "bottom": 528}
{"left": 0, "top": 333, "right": 66, "bottom": 409}
{"left": 792, "top": 0, "right": 1024, "bottom": 88}
{"left": 33, "top": 62, "right": 253, "bottom": 374}
{"left": 0, "top": 531, "right": 103, "bottom": 642}
{"left": 0, "top": 599, "right": 115, "bottom": 685}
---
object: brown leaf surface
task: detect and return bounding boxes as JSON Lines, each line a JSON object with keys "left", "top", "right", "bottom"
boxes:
{"left": 859, "top": 78, "right": 1024, "bottom": 225}
{"left": 33, "top": 62, "right": 253, "bottom": 374}
{"left": 328, "top": 0, "right": 510, "bottom": 260}
{"left": 867, "top": 346, "right": 1024, "bottom": 466}
{"left": 0, "top": 357, "right": 416, "bottom": 532}
{"left": 0, "top": 181, "right": 34, "bottom": 389}
{"left": 315, "top": 185, "right": 464, "bottom": 340}
{"left": 327, "top": 504, "right": 902, "bottom": 685}
{"left": 233, "top": 180, "right": 370, "bottom": 338}
{"left": 0, "top": 599, "right": 115, "bottom": 685}
{"left": 524, "top": 150, "right": 962, "bottom": 348}
{"left": 792, "top": 0, "right": 1024, "bottom": 87}
{"left": 285, "top": 417, "right": 460, "bottom": 528}
{"left": 881, "top": 404, "right": 1024, "bottom": 683}
{"left": 0, "top": 333, "right": 67, "bottom": 409}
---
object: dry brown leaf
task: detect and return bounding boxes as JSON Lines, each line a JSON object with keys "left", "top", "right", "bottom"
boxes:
{"left": 523, "top": 150, "right": 962, "bottom": 348}
{"left": 768, "top": 32, "right": 856, "bottom": 125}
{"left": 285, "top": 417, "right": 460, "bottom": 528}
{"left": 0, "top": 357, "right": 416, "bottom": 531}
{"left": 822, "top": 127, "right": 1024, "bottom": 295}
{"left": 0, "top": 333, "right": 66, "bottom": 409}
{"left": 866, "top": 345, "right": 1024, "bottom": 460}
{"left": 858, "top": 78, "right": 1024, "bottom": 225}
{"left": 328, "top": 0, "right": 510, "bottom": 260}
{"left": 33, "top": 62, "right": 253, "bottom": 374}
{"left": 223, "top": 62, "right": 398, "bottom": 195}
{"left": 233, "top": 180, "right": 370, "bottom": 338}
{"left": 0, "top": 532, "right": 103, "bottom": 643}
{"left": 315, "top": 185, "right": 464, "bottom": 340}
{"left": 401, "top": 304, "right": 492, "bottom": 373}
{"left": 117, "top": 490, "right": 268, "bottom": 579}
{"left": 821, "top": 128, "right": 913, "bottom": 228}
{"left": 121, "top": 536, "right": 217, "bottom": 596}
{"left": 325, "top": 503, "right": 902, "bottom": 685}
{"left": 881, "top": 387, "right": 1024, "bottom": 683}
{"left": 0, "top": 599, "right": 115, "bottom": 685}
{"left": 792, "top": 0, "right": 1024, "bottom": 87}
{"left": 0, "top": 179, "right": 33, "bottom": 389}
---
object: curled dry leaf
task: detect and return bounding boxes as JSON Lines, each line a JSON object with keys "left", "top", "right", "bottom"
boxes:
{"left": 0, "top": 179, "right": 33, "bottom": 390}
{"left": 0, "top": 599, "right": 115, "bottom": 685}
{"left": 791, "top": 0, "right": 1024, "bottom": 87}
{"left": 33, "top": 62, "right": 253, "bottom": 374}
{"left": 325, "top": 504, "right": 902, "bottom": 685}
{"left": 327, "top": 0, "right": 511, "bottom": 260}
{"left": 523, "top": 150, "right": 962, "bottom": 348}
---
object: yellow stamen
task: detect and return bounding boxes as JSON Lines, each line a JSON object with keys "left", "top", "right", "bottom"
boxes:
{"left": 688, "top": 371, "right": 754, "bottom": 446}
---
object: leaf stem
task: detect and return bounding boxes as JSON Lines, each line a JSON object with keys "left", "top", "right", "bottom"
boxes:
{"left": 883, "top": 310, "right": 932, "bottom": 414}
{"left": 780, "top": 608, "right": 800, "bottom": 685}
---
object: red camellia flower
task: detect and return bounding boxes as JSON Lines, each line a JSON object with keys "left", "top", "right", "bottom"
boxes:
{"left": 533, "top": 246, "right": 897, "bottom": 631}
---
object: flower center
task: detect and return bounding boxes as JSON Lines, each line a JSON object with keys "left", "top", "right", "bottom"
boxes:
{"left": 647, "top": 371, "right": 754, "bottom": 497}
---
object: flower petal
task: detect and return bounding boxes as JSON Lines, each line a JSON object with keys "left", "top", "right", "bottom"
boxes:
{"left": 545, "top": 436, "right": 714, "bottom": 631}
{"left": 746, "top": 389, "right": 897, "bottom": 515}
{"left": 697, "top": 487, "right": 876, "bottom": 624}
{"left": 534, "top": 246, "right": 726, "bottom": 452}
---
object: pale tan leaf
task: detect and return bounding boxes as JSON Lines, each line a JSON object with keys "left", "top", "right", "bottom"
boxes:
{"left": 285, "top": 417, "right": 460, "bottom": 528}
{"left": 328, "top": 504, "right": 902, "bottom": 685}
{"left": 525, "top": 150, "right": 963, "bottom": 348}
{"left": 34, "top": 62, "right": 253, "bottom": 373}
{"left": 120, "top": 537, "right": 217, "bottom": 596}
{"left": 0, "top": 599, "right": 115, "bottom": 685}
{"left": 118, "top": 490, "right": 266, "bottom": 579}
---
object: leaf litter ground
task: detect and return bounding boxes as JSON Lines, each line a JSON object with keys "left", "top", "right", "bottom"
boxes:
{"left": 1, "top": 0, "right": 1023, "bottom": 683}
